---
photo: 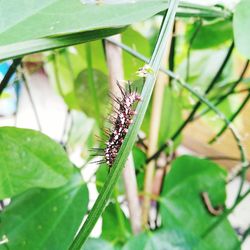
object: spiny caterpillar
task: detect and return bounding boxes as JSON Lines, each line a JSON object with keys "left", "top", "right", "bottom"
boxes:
{"left": 92, "top": 82, "right": 141, "bottom": 167}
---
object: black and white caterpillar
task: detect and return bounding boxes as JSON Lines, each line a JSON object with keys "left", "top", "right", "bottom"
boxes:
{"left": 92, "top": 82, "right": 141, "bottom": 167}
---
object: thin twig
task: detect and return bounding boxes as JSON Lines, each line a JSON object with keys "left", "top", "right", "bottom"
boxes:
{"left": 241, "top": 226, "right": 250, "bottom": 244}
{"left": 60, "top": 108, "right": 71, "bottom": 148}
{"left": 168, "top": 21, "right": 176, "bottom": 85}
{"left": 0, "top": 59, "right": 21, "bottom": 95}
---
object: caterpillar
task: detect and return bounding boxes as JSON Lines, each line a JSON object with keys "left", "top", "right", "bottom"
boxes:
{"left": 91, "top": 81, "right": 141, "bottom": 167}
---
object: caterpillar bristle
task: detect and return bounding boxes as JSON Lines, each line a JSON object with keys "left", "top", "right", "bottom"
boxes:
{"left": 128, "top": 82, "right": 132, "bottom": 93}
{"left": 116, "top": 81, "right": 126, "bottom": 97}
{"left": 88, "top": 148, "right": 104, "bottom": 151}
{"left": 90, "top": 159, "right": 106, "bottom": 165}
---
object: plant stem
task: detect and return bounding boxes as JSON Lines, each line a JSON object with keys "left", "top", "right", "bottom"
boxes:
{"left": 69, "top": 2, "right": 180, "bottom": 248}
{"left": 186, "top": 19, "right": 202, "bottom": 82}
{"left": 209, "top": 91, "right": 250, "bottom": 144}
{"left": 168, "top": 21, "right": 176, "bottom": 85}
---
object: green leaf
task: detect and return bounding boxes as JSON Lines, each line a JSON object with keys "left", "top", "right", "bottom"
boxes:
{"left": 67, "top": 111, "right": 96, "bottom": 155}
{"left": 0, "top": 1, "right": 230, "bottom": 62}
{"left": 101, "top": 203, "right": 131, "bottom": 245}
{"left": 122, "top": 28, "right": 151, "bottom": 79}
{"left": 45, "top": 46, "right": 109, "bottom": 123}
{"left": 141, "top": 86, "right": 183, "bottom": 151}
{"left": 0, "top": 127, "right": 73, "bottom": 199}
{"left": 75, "top": 69, "right": 109, "bottom": 119}
{"left": 132, "top": 146, "right": 146, "bottom": 171}
{"left": 0, "top": 0, "right": 165, "bottom": 62}
{"left": 186, "top": 20, "right": 233, "bottom": 50}
{"left": 0, "top": 1, "right": 228, "bottom": 46}
{"left": 122, "top": 228, "right": 210, "bottom": 250}
{"left": 177, "top": 48, "right": 233, "bottom": 93}
{"left": 95, "top": 166, "right": 125, "bottom": 195}
{"left": 0, "top": 0, "right": 167, "bottom": 46}
{"left": 233, "top": 0, "right": 250, "bottom": 59}
{"left": 0, "top": 27, "right": 126, "bottom": 62}
{"left": 0, "top": 173, "right": 89, "bottom": 250}
{"left": 160, "top": 156, "right": 240, "bottom": 250}
{"left": 158, "top": 86, "right": 183, "bottom": 149}
{"left": 83, "top": 238, "right": 114, "bottom": 250}
{"left": 132, "top": 147, "right": 146, "bottom": 192}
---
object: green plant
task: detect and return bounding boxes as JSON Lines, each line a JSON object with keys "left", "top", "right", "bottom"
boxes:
{"left": 0, "top": 0, "right": 250, "bottom": 250}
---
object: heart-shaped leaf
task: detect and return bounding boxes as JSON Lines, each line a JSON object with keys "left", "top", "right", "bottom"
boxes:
{"left": 0, "top": 127, "right": 73, "bottom": 199}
